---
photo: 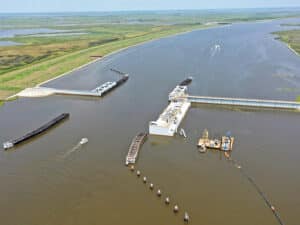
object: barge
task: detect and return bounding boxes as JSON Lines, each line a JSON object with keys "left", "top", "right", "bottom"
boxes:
{"left": 179, "top": 77, "right": 193, "bottom": 86}
{"left": 110, "top": 68, "right": 128, "bottom": 76}
{"left": 3, "top": 113, "right": 69, "bottom": 150}
{"left": 126, "top": 133, "right": 148, "bottom": 165}
{"left": 197, "top": 129, "right": 234, "bottom": 151}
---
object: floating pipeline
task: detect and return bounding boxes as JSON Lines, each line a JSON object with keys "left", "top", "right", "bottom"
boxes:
{"left": 110, "top": 68, "right": 128, "bottom": 76}
{"left": 3, "top": 113, "right": 69, "bottom": 150}
{"left": 226, "top": 156, "right": 285, "bottom": 225}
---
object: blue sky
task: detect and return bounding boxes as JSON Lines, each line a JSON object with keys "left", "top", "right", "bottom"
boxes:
{"left": 1, "top": 0, "right": 300, "bottom": 13}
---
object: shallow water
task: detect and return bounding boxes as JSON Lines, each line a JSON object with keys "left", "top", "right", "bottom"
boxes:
{"left": 0, "top": 40, "right": 22, "bottom": 46}
{"left": 0, "top": 28, "right": 65, "bottom": 46}
{"left": 0, "top": 18, "right": 300, "bottom": 225}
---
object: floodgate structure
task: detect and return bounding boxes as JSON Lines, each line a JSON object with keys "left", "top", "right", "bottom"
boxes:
{"left": 149, "top": 78, "right": 300, "bottom": 137}
{"left": 15, "top": 70, "right": 129, "bottom": 98}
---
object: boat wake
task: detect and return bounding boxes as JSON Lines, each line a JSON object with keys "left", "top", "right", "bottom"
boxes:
{"left": 210, "top": 44, "right": 221, "bottom": 57}
{"left": 59, "top": 138, "right": 88, "bottom": 159}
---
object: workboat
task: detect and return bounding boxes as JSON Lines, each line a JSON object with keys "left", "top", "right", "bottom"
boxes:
{"left": 197, "top": 129, "right": 233, "bottom": 151}
{"left": 80, "top": 138, "right": 88, "bottom": 145}
{"left": 221, "top": 136, "right": 234, "bottom": 151}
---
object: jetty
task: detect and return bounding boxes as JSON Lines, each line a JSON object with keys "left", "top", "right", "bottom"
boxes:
{"left": 126, "top": 133, "right": 147, "bottom": 165}
{"left": 3, "top": 113, "right": 69, "bottom": 150}
{"left": 17, "top": 72, "right": 129, "bottom": 98}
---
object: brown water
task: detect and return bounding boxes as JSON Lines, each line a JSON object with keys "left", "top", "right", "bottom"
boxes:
{"left": 1, "top": 18, "right": 300, "bottom": 225}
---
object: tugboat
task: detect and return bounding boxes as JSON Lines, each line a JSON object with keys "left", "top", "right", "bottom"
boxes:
{"left": 221, "top": 131, "right": 234, "bottom": 151}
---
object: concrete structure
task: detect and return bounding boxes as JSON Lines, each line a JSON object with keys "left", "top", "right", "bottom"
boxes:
{"left": 149, "top": 82, "right": 300, "bottom": 137}
{"left": 149, "top": 100, "right": 191, "bottom": 136}
{"left": 17, "top": 87, "right": 102, "bottom": 98}
{"left": 168, "top": 85, "right": 188, "bottom": 101}
{"left": 184, "top": 95, "right": 300, "bottom": 110}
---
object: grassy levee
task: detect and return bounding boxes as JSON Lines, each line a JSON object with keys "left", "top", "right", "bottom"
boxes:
{"left": 274, "top": 28, "right": 300, "bottom": 103}
{"left": 274, "top": 29, "right": 300, "bottom": 56}
{"left": 0, "top": 24, "right": 207, "bottom": 99}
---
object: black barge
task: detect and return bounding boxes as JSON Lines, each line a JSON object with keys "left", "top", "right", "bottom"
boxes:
{"left": 179, "top": 77, "right": 193, "bottom": 86}
{"left": 3, "top": 113, "right": 69, "bottom": 150}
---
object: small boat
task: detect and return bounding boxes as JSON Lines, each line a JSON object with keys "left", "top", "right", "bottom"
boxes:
{"left": 80, "top": 138, "right": 88, "bottom": 145}
{"left": 179, "top": 128, "right": 187, "bottom": 138}
{"left": 184, "top": 212, "right": 190, "bottom": 222}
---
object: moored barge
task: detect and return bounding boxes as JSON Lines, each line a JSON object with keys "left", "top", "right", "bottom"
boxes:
{"left": 197, "top": 129, "right": 234, "bottom": 152}
{"left": 3, "top": 113, "right": 69, "bottom": 150}
{"left": 179, "top": 77, "right": 193, "bottom": 86}
{"left": 126, "top": 133, "right": 147, "bottom": 165}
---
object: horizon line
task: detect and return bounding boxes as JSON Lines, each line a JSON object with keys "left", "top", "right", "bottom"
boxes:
{"left": 1, "top": 6, "right": 300, "bottom": 14}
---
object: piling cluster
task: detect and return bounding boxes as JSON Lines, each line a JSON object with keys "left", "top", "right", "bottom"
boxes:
{"left": 129, "top": 165, "right": 190, "bottom": 223}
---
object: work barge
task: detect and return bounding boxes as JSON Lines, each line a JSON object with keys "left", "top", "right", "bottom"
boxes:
{"left": 16, "top": 69, "right": 129, "bottom": 98}
{"left": 126, "top": 133, "right": 148, "bottom": 165}
{"left": 198, "top": 129, "right": 234, "bottom": 152}
{"left": 149, "top": 77, "right": 300, "bottom": 137}
{"left": 3, "top": 113, "right": 69, "bottom": 150}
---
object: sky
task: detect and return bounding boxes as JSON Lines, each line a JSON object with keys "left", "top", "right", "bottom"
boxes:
{"left": 0, "top": 0, "right": 300, "bottom": 13}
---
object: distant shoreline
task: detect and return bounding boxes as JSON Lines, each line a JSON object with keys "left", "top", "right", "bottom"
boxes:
{"left": 286, "top": 43, "right": 300, "bottom": 56}
{"left": 6, "top": 24, "right": 218, "bottom": 100}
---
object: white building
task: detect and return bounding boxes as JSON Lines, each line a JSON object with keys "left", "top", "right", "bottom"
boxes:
{"left": 149, "top": 100, "right": 191, "bottom": 136}
{"left": 168, "top": 85, "right": 188, "bottom": 101}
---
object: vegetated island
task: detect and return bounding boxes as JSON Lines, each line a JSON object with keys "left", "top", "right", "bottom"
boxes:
{"left": 1, "top": 9, "right": 300, "bottom": 100}
{"left": 275, "top": 29, "right": 300, "bottom": 56}
{"left": 274, "top": 26, "right": 300, "bottom": 101}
